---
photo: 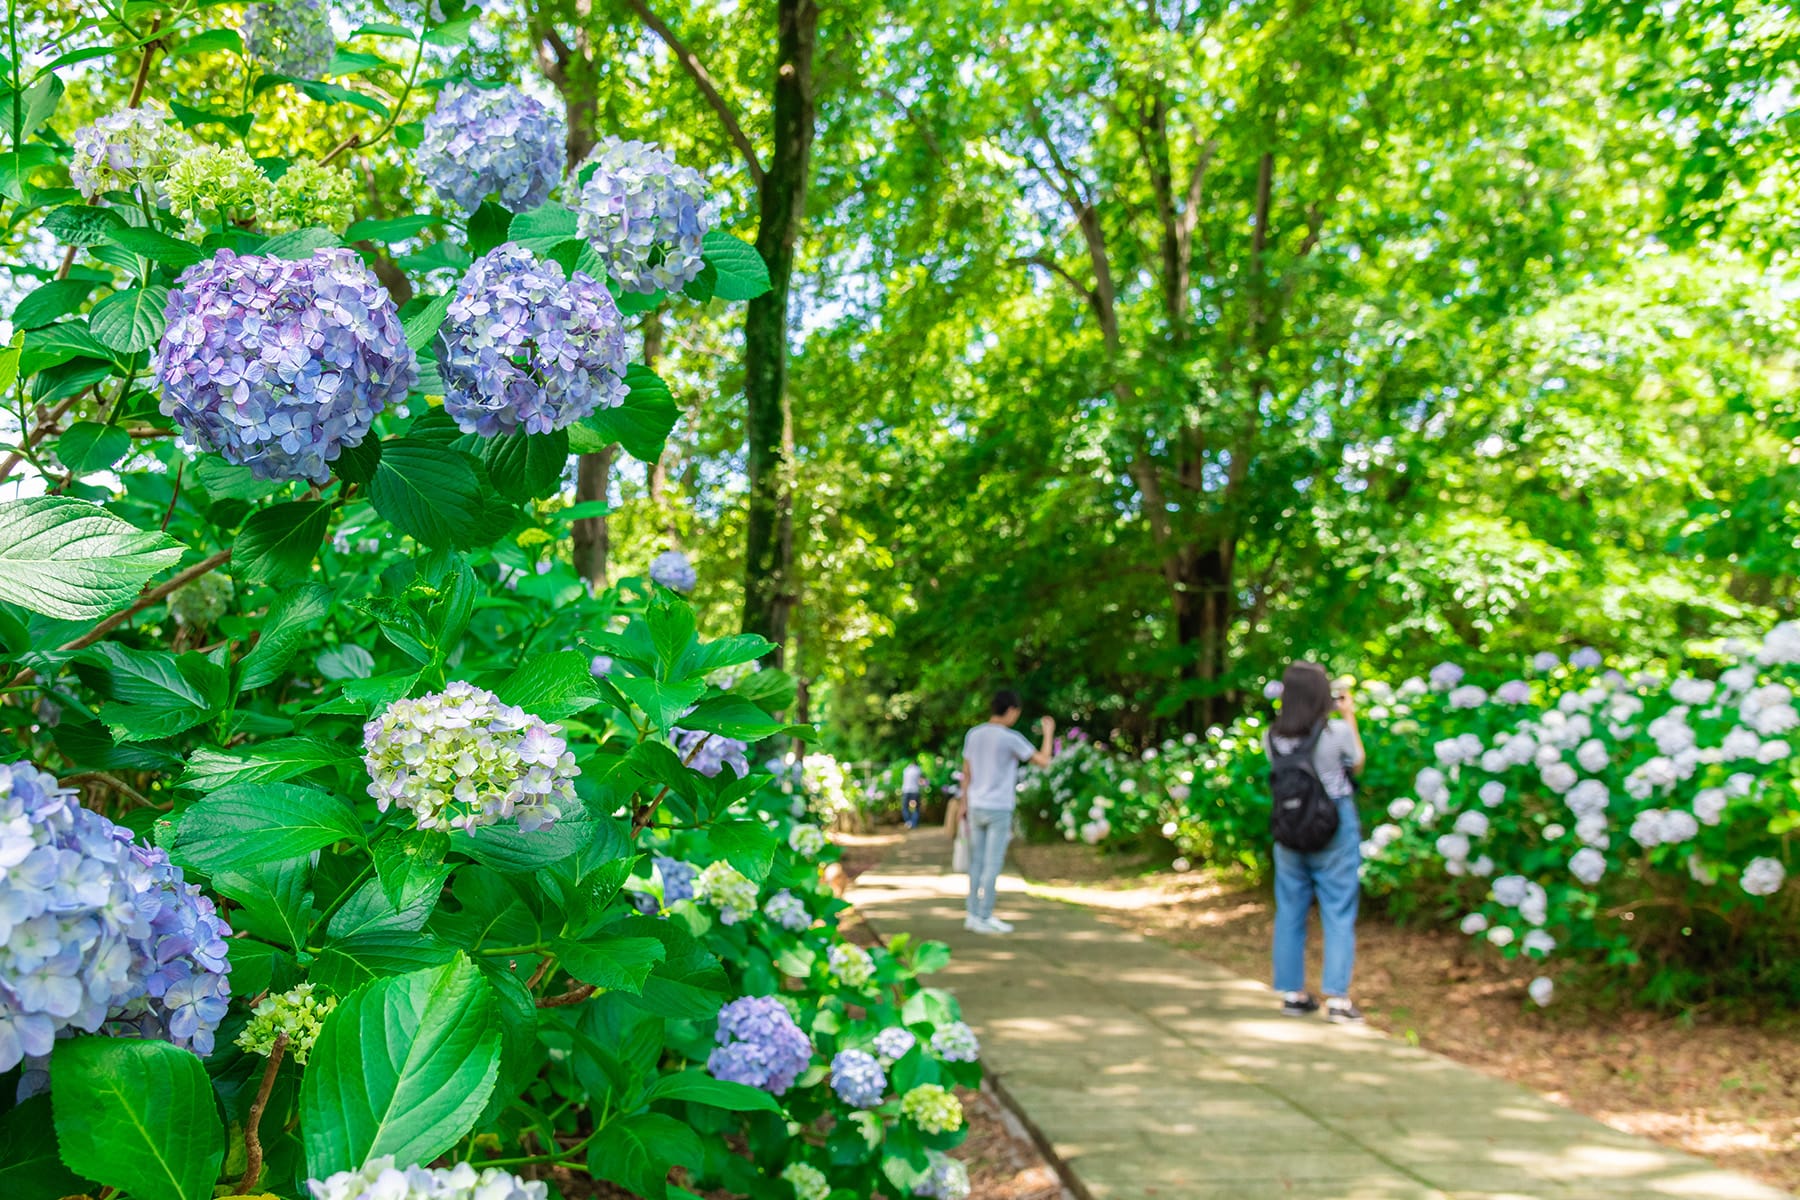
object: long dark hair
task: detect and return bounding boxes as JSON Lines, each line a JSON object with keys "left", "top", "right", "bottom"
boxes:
{"left": 1273, "top": 661, "right": 1333, "bottom": 738}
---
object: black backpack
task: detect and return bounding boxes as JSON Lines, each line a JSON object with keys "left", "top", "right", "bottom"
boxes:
{"left": 1267, "top": 722, "right": 1340, "bottom": 853}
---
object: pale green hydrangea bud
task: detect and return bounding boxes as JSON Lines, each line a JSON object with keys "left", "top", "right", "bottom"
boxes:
{"left": 695, "top": 860, "right": 758, "bottom": 925}
{"left": 900, "top": 1083, "right": 963, "bottom": 1134}
{"left": 779, "top": 1162, "right": 830, "bottom": 1200}
{"left": 168, "top": 571, "right": 234, "bottom": 629}
{"left": 788, "top": 823, "right": 826, "bottom": 858}
{"left": 265, "top": 159, "right": 359, "bottom": 233}
{"left": 165, "top": 144, "right": 273, "bottom": 227}
{"left": 827, "top": 942, "right": 875, "bottom": 989}
{"left": 236, "top": 982, "right": 336, "bottom": 1064}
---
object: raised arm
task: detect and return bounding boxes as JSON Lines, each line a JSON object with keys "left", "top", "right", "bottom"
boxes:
{"left": 1030, "top": 715, "right": 1055, "bottom": 767}
{"left": 1337, "top": 692, "right": 1367, "bottom": 774}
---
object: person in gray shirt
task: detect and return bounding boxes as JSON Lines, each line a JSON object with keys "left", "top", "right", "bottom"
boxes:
{"left": 951, "top": 689, "right": 1055, "bottom": 934}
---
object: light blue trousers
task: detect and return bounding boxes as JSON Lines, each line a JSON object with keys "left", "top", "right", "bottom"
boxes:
{"left": 966, "top": 807, "right": 1013, "bottom": 920}
{"left": 1272, "top": 795, "right": 1362, "bottom": 997}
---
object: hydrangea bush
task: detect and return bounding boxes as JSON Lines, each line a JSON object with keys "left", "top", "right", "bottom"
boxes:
{"left": 0, "top": 7, "right": 971, "bottom": 1199}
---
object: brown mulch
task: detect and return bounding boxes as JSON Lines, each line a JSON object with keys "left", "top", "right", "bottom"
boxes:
{"left": 1011, "top": 840, "right": 1800, "bottom": 1195}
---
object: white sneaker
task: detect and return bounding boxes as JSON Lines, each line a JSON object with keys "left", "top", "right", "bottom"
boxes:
{"left": 964, "top": 915, "right": 1002, "bottom": 934}
{"left": 986, "top": 917, "right": 1015, "bottom": 933}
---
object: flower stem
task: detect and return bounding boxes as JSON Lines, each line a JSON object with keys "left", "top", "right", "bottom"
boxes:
{"left": 236, "top": 1032, "right": 288, "bottom": 1194}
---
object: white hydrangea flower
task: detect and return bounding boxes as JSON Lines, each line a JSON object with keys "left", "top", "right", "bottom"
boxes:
{"left": 1491, "top": 875, "right": 1528, "bottom": 907}
{"left": 1575, "top": 739, "right": 1609, "bottom": 773}
{"left": 1487, "top": 925, "right": 1515, "bottom": 947}
{"left": 1436, "top": 833, "right": 1471, "bottom": 863}
{"left": 1693, "top": 788, "right": 1727, "bottom": 826}
{"left": 788, "top": 824, "right": 827, "bottom": 858}
{"left": 1369, "top": 823, "right": 1402, "bottom": 850}
{"left": 1414, "top": 768, "right": 1449, "bottom": 805}
{"left": 1688, "top": 854, "right": 1717, "bottom": 886}
{"left": 1756, "top": 738, "right": 1791, "bottom": 764}
{"left": 1575, "top": 812, "right": 1609, "bottom": 848}
{"left": 1468, "top": 855, "right": 1495, "bottom": 877}
{"left": 1721, "top": 728, "right": 1762, "bottom": 762}
{"left": 1568, "top": 847, "right": 1606, "bottom": 885}
{"left": 1721, "top": 663, "right": 1760, "bottom": 694}
{"left": 1387, "top": 797, "right": 1416, "bottom": 820}
{"left": 1453, "top": 811, "right": 1489, "bottom": 839}
{"left": 1540, "top": 762, "right": 1578, "bottom": 795}
{"left": 307, "top": 1158, "right": 546, "bottom": 1200}
{"left": 1479, "top": 749, "right": 1509, "bottom": 774}
{"left": 1741, "top": 857, "right": 1787, "bottom": 897}
{"left": 1528, "top": 976, "right": 1554, "bottom": 1006}
{"left": 1459, "top": 912, "right": 1489, "bottom": 935}
{"left": 827, "top": 943, "right": 876, "bottom": 989}
{"left": 1448, "top": 684, "right": 1488, "bottom": 710}
{"left": 1543, "top": 822, "right": 1566, "bottom": 840}
{"left": 1669, "top": 677, "right": 1715, "bottom": 706}
{"left": 1522, "top": 930, "right": 1556, "bottom": 956}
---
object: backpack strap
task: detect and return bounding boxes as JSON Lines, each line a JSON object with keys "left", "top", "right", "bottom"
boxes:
{"left": 1268, "top": 720, "right": 1328, "bottom": 764}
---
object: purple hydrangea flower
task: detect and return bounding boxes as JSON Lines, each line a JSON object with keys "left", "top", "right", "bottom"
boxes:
{"left": 242, "top": 0, "right": 335, "bottom": 78}
{"left": 830, "top": 1048, "right": 887, "bottom": 1108}
{"left": 1532, "top": 651, "right": 1560, "bottom": 672}
{"left": 707, "top": 995, "right": 812, "bottom": 1095}
{"left": 654, "top": 856, "right": 697, "bottom": 904}
{"left": 1262, "top": 680, "right": 1284, "bottom": 700}
{"left": 1495, "top": 679, "right": 1532, "bottom": 705}
{"left": 435, "top": 244, "right": 629, "bottom": 437}
{"left": 69, "top": 106, "right": 193, "bottom": 200}
{"left": 589, "top": 655, "right": 613, "bottom": 678}
{"left": 0, "top": 761, "right": 232, "bottom": 1073}
{"left": 649, "top": 549, "right": 697, "bottom": 592}
{"left": 763, "top": 888, "right": 811, "bottom": 932}
{"left": 929, "top": 1021, "right": 979, "bottom": 1063}
{"left": 1428, "top": 662, "right": 1465, "bottom": 691}
{"left": 1570, "top": 647, "right": 1603, "bottom": 669}
{"left": 574, "top": 138, "right": 715, "bottom": 294}
{"left": 155, "top": 248, "right": 415, "bottom": 483}
{"left": 417, "top": 84, "right": 565, "bottom": 213}
{"left": 914, "top": 1153, "right": 971, "bottom": 1200}
{"left": 673, "top": 727, "right": 749, "bottom": 779}
{"left": 873, "top": 1026, "right": 917, "bottom": 1062}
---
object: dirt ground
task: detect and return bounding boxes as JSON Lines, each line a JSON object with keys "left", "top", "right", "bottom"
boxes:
{"left": 1010, "top": 840, "right": 1800, "bottom": 1195}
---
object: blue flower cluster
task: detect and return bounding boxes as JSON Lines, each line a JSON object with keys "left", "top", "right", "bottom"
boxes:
{"left": 654, "top": 856, "right": 698, "bottom": 904}
{"left": 574, "top": 138, "right": 714, "bottom": 294}
{"left": 763, "top": 888, "right": 811, "bottom": 932}
{"left": 418, "top": 84, "right": 564, "bottom": 213}
{"left": 830, "top": 1047, "right": 887, "bottom": 1108}
{"left": 930, "top": 1021, "right": 979, "bottom": 1063}
{"left": 873, "top": 1026, "right": 917, "bottom": 1062}
{"left": 648, "top": 549, "right": 697, "bottom": 592}
{"left": 0, "top": 761, "right": 232, "bottom": 1072}
{"left": 436, "top": 244, "right": 629, "bottom": 437}
{"left": 707, "top": 995, "right": 812, "bottom": 1095}
{"left": 242, "top": 0, "right": 336, "bottom": 78}
{"left": 155, "top": 248, "right": 415, "bottom": 483}
{"left": 914, "top": 1151, "right": 971, "bottom": 1200}
{"left": 672, "top": 727, "right": 749, "bottom": 779}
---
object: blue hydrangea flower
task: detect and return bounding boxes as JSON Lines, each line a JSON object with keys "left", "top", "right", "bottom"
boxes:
{"left": 672, "top": 727, "right": 750, "bottom": 779}
{"left": 830, "top": 1047, "right": 887, "bottom": 1108}
{"left": 362, "top": 681, "right": 578, "bottom": 833}
{"left": 155, "top": 248, "right": 415, "bottom": 483}
{"left": 242, "top": 0, "right": 336, "bottom": 78}
{"left": 0, "top": 761, "right": 232, "bottom": 1072}
{"left": 1570, "top": 647, "right": 1604, "bottom": 669}
{"left": 763, "top": 888, "right": 811, "bottom": 932}
{"left": 707, "top": 995, "right": 812, "bottom": 1095}
{"left": 654, "top": 856, "right": 697, "bottom": 904}
{"left": 929, "top": 1021, "right": 979, "bottom": 1063}
{"left": 1495, "top": 679, "right": 1531, "bottom": 705}
{"left": 435, "top": 244, "right": 629, "bottom": 437}
{"left": 872, "top": 1026, "right": 917, "bottom": 1062}
{"left": 574, "top": 137, "right": 715, "bottom": 293}
{"left": 914, "top": 1152, "right": 971, "bottom": 1200}
{"left": 649, "top": 549, "right": 697, "bottom": 592}
{"left": 1532, "top": 651, "right": 1560, "bottom": 672}
{"left": 417, "top": 84, "right": 565, "bottom": 213}
{"left": 1428, "top": 662, "right": 1465, "bottom": 691}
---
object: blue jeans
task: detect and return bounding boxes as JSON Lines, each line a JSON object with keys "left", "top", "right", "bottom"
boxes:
{"left": 1272, "top": 795, "right": 1361, "bottom": 997}
{"left": 966, "top": 808, "right": 1012, "bottom": 920}
{"left": 902, "top": 793, "right": 920, "bottom": 828}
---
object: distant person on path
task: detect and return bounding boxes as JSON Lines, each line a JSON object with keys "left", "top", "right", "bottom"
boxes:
{"left": 1265, "top": 662, "right": 1367, "bottom": 1023}
{"left": 901, "top": 761, "right": 924, "bottom": 828}
{"left": 953, "top": 689, "right": 1054, "bottom": 934}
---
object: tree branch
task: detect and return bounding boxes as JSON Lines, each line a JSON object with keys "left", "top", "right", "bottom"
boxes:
{"left": 623, "top": 0, "right": 765, "bottom": 185}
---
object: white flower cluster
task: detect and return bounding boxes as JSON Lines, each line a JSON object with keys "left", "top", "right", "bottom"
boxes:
{"left": 362, "top": 682, "right": 578, "bottom": 833}
{"left": 788, "top": 823, "right": 827, "bottom": 858}
{"left": 307, "top": 1158, "right": 546, "bottom": 1200}
{"left": 827, "top": 943, "right": 875, "bottom": 990}
{"left": 695, "top": 861, "right": 759, "bottom": 925}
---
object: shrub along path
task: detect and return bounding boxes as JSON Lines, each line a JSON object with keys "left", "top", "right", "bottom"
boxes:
{"left": 847, "top": 827, "right": 1791, "bottom": 1200}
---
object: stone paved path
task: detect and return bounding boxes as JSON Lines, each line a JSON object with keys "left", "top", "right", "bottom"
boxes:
{"left": 848, "top": 828, "right": 1792, "bottom": 1200}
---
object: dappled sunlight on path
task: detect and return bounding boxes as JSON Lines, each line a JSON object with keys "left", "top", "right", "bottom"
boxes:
{"left": 849, "top": 828, "right": 1793, "bottom": 1200}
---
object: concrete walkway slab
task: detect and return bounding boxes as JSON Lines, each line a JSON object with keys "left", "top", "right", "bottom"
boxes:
{"left": 849, "top": 829, "right": 1792, "bottom": 1200}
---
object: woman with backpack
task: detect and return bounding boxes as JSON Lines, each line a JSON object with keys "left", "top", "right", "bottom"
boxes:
{"left": 1265, "top": 661, "right": 1367, "bottom": 1023}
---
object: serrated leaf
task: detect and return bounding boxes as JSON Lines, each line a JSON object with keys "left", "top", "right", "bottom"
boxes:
{"left": 644, "top": 1070, "right": 781, "bottom": 1113}
{"left": 0, "top": 497, "right": 183, "bottom": 620}
{"left": 234, "top": 500, "right": 329, "bottom": 584}
{"left": 55, "top": 420, "right": 131, "bottom": 473}
{"left": 238, "top": 582, "right": 333, "bottom": 689}
{"left": 50, "top": 1038, "right": 224, "bottom": 1200}
{"left": 589, "top": 1112, "right": 704, "bottom": 1198}
{"left": 104, "top": 225, "right": 207, "bottom": 267}
{"left": 177, "top": 736, "right": 357, "bottom": 790}
{"left": 346, "top": 214, "right": 442, "bottom": 244}
{"left": 12, "top": 277, "right": 99, "bottom": 329}
{"left": 169, "top": 27, "right": 243, "bottom": 57}
{"left": 402, "top": 291, "right": 453, "bottom": 352}
{"left": 42, "top": 204, "right": 126, "bottom": 246}
{"left": 566, "top": 364, "right": 678, "bottom": 463}
{"left": 261, "top": 226, "right": 342, "bottom": 259}
{"left": 494, "top": 649, "right": 601, "bottom": 719}
{"left": 300, "top": 956, "right": 501, "bottom": 1176}
{"left": 700, "top": 230, "right": 772, "bottom": 300}
{"left": 507, "top": 201, "right": 578, "bottom": 252}
{"left": 369, "top": 439, "right": 504, "bottom": 550}
{"left": 0, "top": 1094, "right": 82, "bottom": 1198}
{"left": 481, "top": 428, "right": 568, "bottom": 503}
{"left": 552, "top": 932, "right": 664, "bottom": 995}
{"left": 87, "top": 284, "right": 170, "bottom": 353}
{"left": 309, "top": 932, "right": 458, "bottom": 993}
{"left": 173, "top": 782, "right": 364, "bottom": 872}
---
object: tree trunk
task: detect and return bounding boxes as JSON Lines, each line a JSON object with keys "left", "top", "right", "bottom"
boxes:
{"left": 741, "top": 0, "right": 816, "bottom": 665}
{"left": 570, "top": 447, "right": 615, "bottom": 587}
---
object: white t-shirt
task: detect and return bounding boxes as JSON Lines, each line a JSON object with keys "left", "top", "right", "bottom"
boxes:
{"left": 962, "top": 722, "right": 1036, "bottom": 811}
{"left": 1266, "top": 718, "right": 1359, "bottom": 798}
{"left": 902, "top": 763, "right": 923, "bottom": 793}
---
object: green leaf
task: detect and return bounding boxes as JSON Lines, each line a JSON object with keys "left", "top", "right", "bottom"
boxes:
{"left": 623, "top": 915, "right": 728, "bottom": 1020}
{"left": 702, "top": 818, "right": 778, "bottom": 882}
{"left": 347, "top": 214, "right": 444, "bottom": 243}
{"left": 327, "top": 49, "right": 387, "bottom": 76}
{"left": 373, "top": 829, "right": 451, "bottom": 909}
{"left": 370, "top": 439, "right": 504, "bottom": 549}
{"left": 12, "top": 278, "right": 99, "bottom": 330}
{"left": 42, "top": 204, "right": 126, "bottom": 246}
{"left": 551, "top": 932, "right": 665, "bottom": 995}
{"left": 507, "top": 201, "right": 578, "bottom": 252}
{"left": 177, "top": 735, "right": 357, "bottom": 790}
{"left": 234, "top": 500, "right": 330, "bottom": 584}
{"left": 104, "top": 225, "right": 207, "bottom": 267}
{"left": 0, "top": 145, "right": 58, "bottom": 203}
{"left": 454, "top": 817, "right": 599, "bottom": 874}
{"left": 81, "top": 643, "right": 224, "bottom": 742}
{"left": 567, "top": 364, "right": 679, "bottom": 463}
{"left": 334, "top": 435, "right": 382, "bottom": 485}
{"left": 173, "top": 782, "right": 364, "bottom": 872}
{"left": 170, "top": 27, "right": 244, "bottom": 57}
{"left": 468, "top": 200, "right": 512, "bottom": 258}
{"left": 211, "top": 856, "right": 316, "bottom": 952}
{"left": 679, "top": 694, "right": 799, "bottom": 740}
{"left": 55, "top": 420, "right": 132, "bottom": 473}
{"left": 494, "top": 649, "right": 601, "bottom": 720}
{"left": 300, "top": 956, "right": 502, "bottom": 1176}
{"left": 238, "top": 582, "right": 334, "bottom": 689}
{"left": 311, "top": 932, "right": 459, "bottom": 993}
{"left": 195, "top": 457, "right": 280, "bottom": 502}
{"left": 589, "top": 1112, "right": 704, "bottom": 1199}
{"left": 50, "top": 1038, "right": 225, "bottom": 1200}
{"left": 644, "top": 1070, "right": 781, "bottom": 1113}
{"left": 0, "top": 497, "right": 183, "bottom": 621}
{"left": 611, "top": 675, "right": 706, "bottom": 731}
{"left": 328, "top": 874, "right": 445, "bottom": 937}
{"left": 261, "top": 227, "right": 343, "bottom": 259}
{"left": 700, "top": 231, "right": 772, "bottom": 300}
{"left": 167, "top": 100, "right": 255, "bottom": 137}
{"left": 481, "top": 428, "right": 569, "bottom": 503}
{"left": 17, "top": 74, "right": 63, "bottom": 140}
{"left": 402, "top": 291, "right": 453, "bottom": 352}
{"left": 318, "top": 643, "right": 376, "bottom": 680}
{"left": 0, "top": 1094, "right": 83, "bottom": 1199}
{"left": 348, "top": 21, "right": 412, "bottom": 37}
{"left": 88, "top": 285, "right": 170, "bottom": 353}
